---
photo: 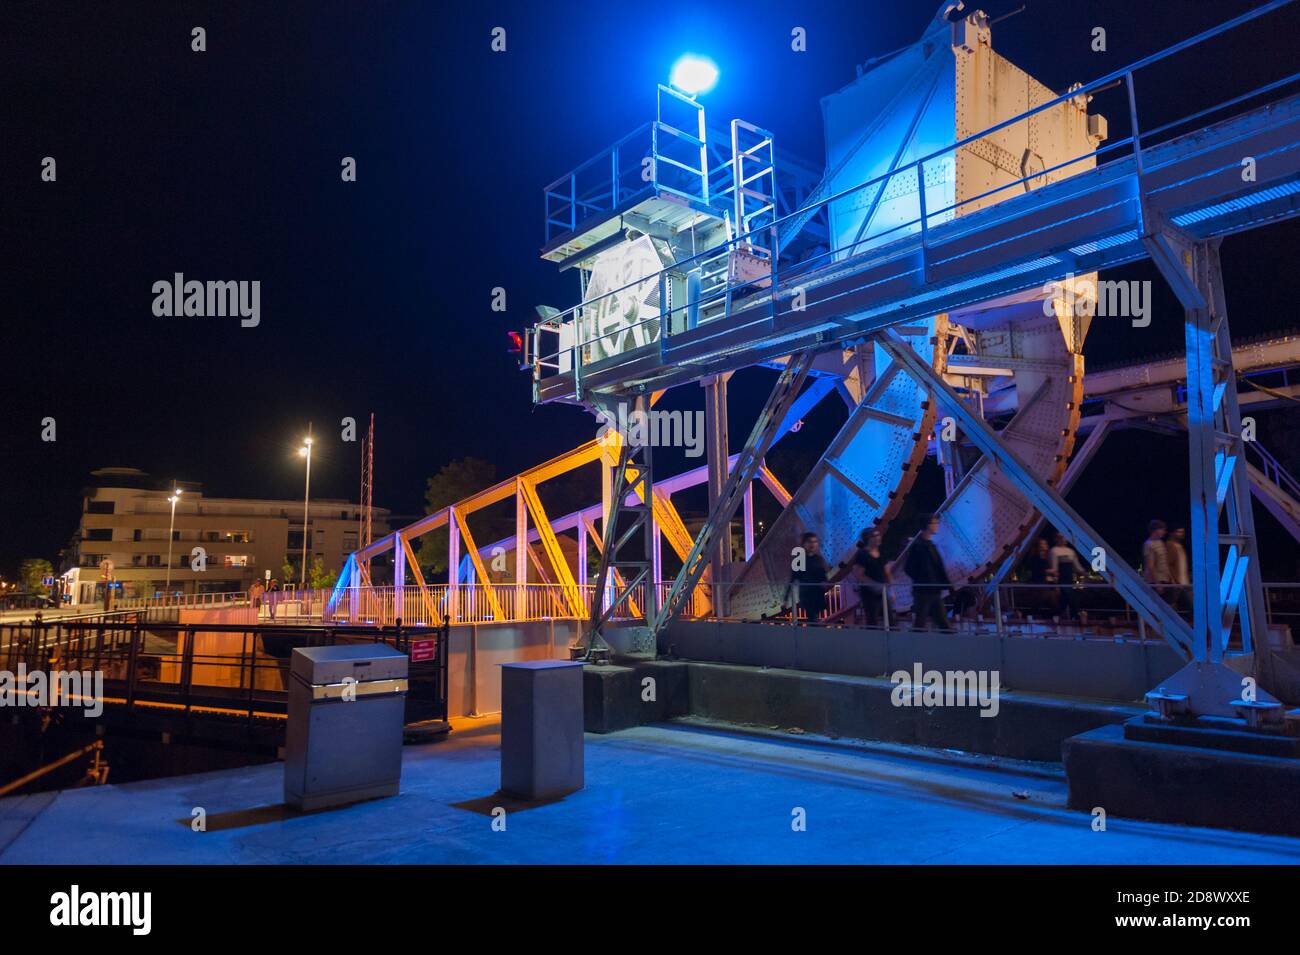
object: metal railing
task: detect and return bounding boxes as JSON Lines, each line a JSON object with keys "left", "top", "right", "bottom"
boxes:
{"left": 729, "top": 578, "right": 1297, "bottom": 650}
{"left": 108, "top": 590, "right": 249, "bottom": 612}
{"left": 530, "top": 0, "right": 1300, "bottom": 392}
{"left": 324, "top": 583, "right": 590, "bottom": 627}
{"left": 306, "top": 577, "right": 1295, "bottom": 650}
{"left": 0, "top": 618, "right": 450, "bottom": 729}
{"left": 1246, "top": 439, "right": 1300, "bottom": 501}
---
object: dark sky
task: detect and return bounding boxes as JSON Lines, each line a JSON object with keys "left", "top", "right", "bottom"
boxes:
{"left": 3, "top": 0, "right": 1299, "bottom": 578}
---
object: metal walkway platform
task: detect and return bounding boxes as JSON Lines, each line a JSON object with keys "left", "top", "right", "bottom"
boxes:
{"left": 537, "top": 91, "right": 1300, "bottom": 401}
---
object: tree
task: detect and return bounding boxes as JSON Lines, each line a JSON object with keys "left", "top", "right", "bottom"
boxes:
{"left": 418, "top": 457, "right": 505, "bottom": 578}
{"left": 19, "top": 558, "right": 53, "bottom": 595}
{"left": 307, "top": 557, "right": 337, "bottom": 590}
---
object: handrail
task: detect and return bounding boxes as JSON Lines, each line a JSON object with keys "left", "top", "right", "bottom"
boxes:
{"left": 1245, "top": 438, "right": 1300, "bottom": 500}
{"left": 0, "top": 741, "right": 105, "bottom": 798}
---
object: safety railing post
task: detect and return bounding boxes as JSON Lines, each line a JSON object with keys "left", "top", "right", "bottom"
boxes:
{"left": 1125, "top": 71, "right": 1144, "bottom": 177}
{"left": 916, "top": 159, "right": 928, "bottom": 278}
{"left": 125, "top": 620, "right": 141, "bottom": 711}
{"left": 244, "top": 630, "right": 256, "bottom": 722}
{"left": 181, "top": 625, "right": 195, "bottom": 712}
{"left": 611, "top": 145, "right": 619, "bottom": 209}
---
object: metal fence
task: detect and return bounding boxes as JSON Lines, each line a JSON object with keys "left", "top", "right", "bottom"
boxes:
{"left": 1, "top": 617, "right": 449, "bottom": 728}
{"left": 307, "top": 578, "right": 1296, "bottom": 648}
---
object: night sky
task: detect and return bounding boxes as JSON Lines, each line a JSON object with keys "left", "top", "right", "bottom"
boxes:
{"left": 3, "top": 0, "right": 1299, "bottom": 579}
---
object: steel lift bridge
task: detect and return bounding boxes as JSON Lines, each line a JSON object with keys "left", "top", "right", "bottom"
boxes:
{"left": 334, "top": 1, "right": 1300, "bottom": 722}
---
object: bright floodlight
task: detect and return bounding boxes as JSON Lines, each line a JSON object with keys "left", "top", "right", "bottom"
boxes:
{"left": 670, "top": 55, "right": 718, "bottom": 96}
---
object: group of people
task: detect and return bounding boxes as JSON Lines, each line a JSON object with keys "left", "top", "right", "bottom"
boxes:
{"left": 783, "top": 513, "right": 1195, "bottom": 629}
{"left": 248, "top": 578, "right": 283, "bottom": 618}
{"left": 787, "top": 513, "right": 954, "bottom": 631}
{"left": 1019, "top": 533, "right": 1088, "bottom": 618}
{"left": 1141, "top": 519, "right": 1191, "bottom": 608}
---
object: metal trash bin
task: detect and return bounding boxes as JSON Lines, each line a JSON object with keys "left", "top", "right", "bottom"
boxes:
{"left": 284, "top": 643, "right": 408, "bottom": 811}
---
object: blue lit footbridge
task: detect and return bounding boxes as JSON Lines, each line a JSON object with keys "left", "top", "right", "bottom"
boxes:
{"left": 324, "top": 2, "right": 1300, "bottom": 720}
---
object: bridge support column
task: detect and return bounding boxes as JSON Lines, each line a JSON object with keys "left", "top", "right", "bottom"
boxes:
{"left": 447, "top": 508, "right": 460, "bottom": 624}
{"left": 1143, "top": 230, "right": 1273, "bottom": 703}
{"left": 703, "top": 372, "right": 733, "bottom": 616}
{"left": 516, "top": 481, "right": 528, "bottom": 620}
{"left": 586, "top": 395, "right": 658, "bottom": 657}
{"left": 657, "top": 353, "right": 816, "bottom": 635}
{"left": 392, "top": 532, "right": 405, "bottom": 624}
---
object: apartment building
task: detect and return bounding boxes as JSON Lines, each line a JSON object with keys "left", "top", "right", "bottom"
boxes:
{"left": 59, "top": 467, "right": 389, "bottom": 604}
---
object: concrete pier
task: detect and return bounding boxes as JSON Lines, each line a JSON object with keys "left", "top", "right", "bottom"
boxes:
{"left": 5, "top": 717, "right": 1299, "bottom": 865}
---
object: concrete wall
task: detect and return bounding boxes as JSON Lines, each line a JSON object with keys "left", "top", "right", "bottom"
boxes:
{"left": 665, "top": 619, "right": 1185, "bottom": 703}
{"left": 447, "top": 620, "right": 581, "bottom": 717}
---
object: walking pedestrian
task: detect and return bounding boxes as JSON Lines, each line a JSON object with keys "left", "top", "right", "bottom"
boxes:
{"left": 1048, "top": 532, "right": 1085, "bottom": 619}
{"left": 1142, "top": 520, "right": 1172, "bottom": 601}
{"left": 1166, "top": 526, "right": 1190, "bottom": 611}
{"left": 851, "top": 528, "right": 892, "bottom": 627}
{"left": 790, "top": 532, "right": 829, "bottom": 623}
{"left": 905, "top": 515, "right": 951, "bottom": 631}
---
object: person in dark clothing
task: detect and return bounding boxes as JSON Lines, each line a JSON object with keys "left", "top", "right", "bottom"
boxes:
{"left": 1020, "top": 537, "right": 1052, "bottom": 613}
{"left": 905, "top": 514, "right": 951, "bottom": 631}
{"left": 790, "top": 531, "right": 829, "bottom": 623}
{"left": 1049, "top": 532, "right": 1085, "bottom": 619}
{"left": 852, "top": 527, "right": 891, "bottom": 627}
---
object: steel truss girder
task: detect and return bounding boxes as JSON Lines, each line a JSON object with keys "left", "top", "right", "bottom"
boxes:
{"left": 1142, "top": 229, "right": 1269, "bottom": 662}
{"left": 585, "top": 397, "right": 658, "bottom": 654}
{"left": 982, "top": 418, "right": 1116, "bottom": 599}
{"left": 654, "top": 352, "right": 817, "bottom": 635}
{"left": 879, "top": 329, "right": 1196, "bottom": 656}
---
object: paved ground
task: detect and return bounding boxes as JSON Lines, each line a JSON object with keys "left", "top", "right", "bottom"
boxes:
{"left": 3, "top": 717, "right": 1299, "bottom": 864}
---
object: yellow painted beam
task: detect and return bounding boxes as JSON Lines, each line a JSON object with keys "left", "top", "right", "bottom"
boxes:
{"left": 652, "top": 489, "right": 713, "bottom": 615}
{"left": 453, "top": 507, "right": 504, "bottom": 620}
{"left": 758, "top": 464, "right": 793, "bottom": 507}
{"left": 519, "top": 478, "right": 585, "bottom": 617}
{"left": 399, "top": 534, "right": 442, "bottom": 626}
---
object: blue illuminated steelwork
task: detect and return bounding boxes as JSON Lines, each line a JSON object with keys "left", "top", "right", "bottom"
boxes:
{"left": 529, "top": 0, "right": 1300, "bottom": 404}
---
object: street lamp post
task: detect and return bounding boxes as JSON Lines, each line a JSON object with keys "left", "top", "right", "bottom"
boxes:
{"left": 165, "top": 488, "right": 182, "bottom": 593}
{"left": 298, "top": 433, "right": 313, "bottom": 591}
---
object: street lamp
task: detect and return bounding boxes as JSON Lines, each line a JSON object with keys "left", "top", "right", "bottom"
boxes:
{"left": 298, "top": 434, "right": 313, "bottom": 591}
{"left": 165, "top": 488, "right": 182, "bottom": 593}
